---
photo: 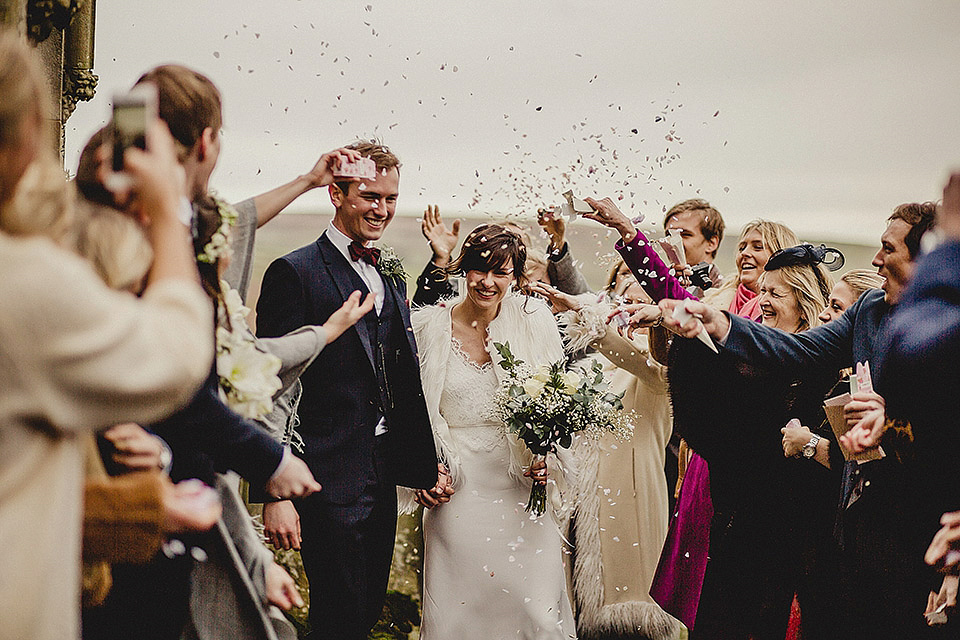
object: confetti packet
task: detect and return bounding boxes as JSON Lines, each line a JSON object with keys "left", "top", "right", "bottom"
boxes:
{"left": 334, "top": 157, "right": 377, "bottom": 179}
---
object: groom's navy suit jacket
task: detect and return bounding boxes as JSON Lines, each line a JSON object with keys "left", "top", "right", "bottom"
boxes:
{"left": 255, "top": 232, "right": 437, "bottom": 504}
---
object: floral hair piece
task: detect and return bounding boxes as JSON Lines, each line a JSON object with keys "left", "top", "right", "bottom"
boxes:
{"left": 197, "top": 194, "right": 238, "bottom": 264}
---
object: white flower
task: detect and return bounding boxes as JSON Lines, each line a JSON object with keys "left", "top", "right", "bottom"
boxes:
{"left": 522, "top": 378, "right": 546, "bottom": 398}
{"left": 561, "top": 371, "right": 581, "bottom": 393}
{"left": 533, "top": 365, "right": 551, "bottom": 383}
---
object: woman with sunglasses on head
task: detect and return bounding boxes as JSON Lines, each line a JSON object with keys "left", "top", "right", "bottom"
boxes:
{"left": 666, "top": 243, "right": 849, "bottom": 639}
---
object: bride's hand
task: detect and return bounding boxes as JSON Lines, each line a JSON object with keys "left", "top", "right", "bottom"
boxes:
{"left": 415, "top": 463, "right": 455, "bottom": 509}
{"left": 524, "top": 458, "right": 548, "bottom": 486}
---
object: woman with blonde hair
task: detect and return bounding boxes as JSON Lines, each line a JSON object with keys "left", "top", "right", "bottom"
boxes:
{"left": 818, "top": 268, "right": 885, "bottom": 323}
{"left": 0, "top": 31, "right": 215, "bottom": 640}
{"left": 667, "top": 243, "right": 847, "bottom": 638}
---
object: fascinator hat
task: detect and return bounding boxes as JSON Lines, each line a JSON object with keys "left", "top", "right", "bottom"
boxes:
{"left": 765, "top": 243, "right": 844, "bottom": 273}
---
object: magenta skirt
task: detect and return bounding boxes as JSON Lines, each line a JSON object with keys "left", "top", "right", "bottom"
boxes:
{"left": 649, "top": 452, "right": 713, "bottom": 630}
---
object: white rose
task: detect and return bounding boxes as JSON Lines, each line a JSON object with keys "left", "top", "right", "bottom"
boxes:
{"left": 523, "top": 378, "right": 546, "bottom": 397}
{"left": 562, "top": 371, "right": 581, "bottom": 393}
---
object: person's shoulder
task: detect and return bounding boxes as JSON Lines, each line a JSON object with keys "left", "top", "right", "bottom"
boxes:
{"left": 411, "top": 298, "right": 454, "bottom": 330}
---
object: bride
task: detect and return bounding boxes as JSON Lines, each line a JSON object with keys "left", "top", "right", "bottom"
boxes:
{"left": 404, "top": 223, "right": 577, "bottom": 639}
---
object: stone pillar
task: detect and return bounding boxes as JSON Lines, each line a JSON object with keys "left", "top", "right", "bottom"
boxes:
{"left": 0, "top": 0, "right": 98, "bottom": 161}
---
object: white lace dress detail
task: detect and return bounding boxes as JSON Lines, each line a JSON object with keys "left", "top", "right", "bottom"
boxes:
{"left": 439, "top": 337, "right": 504, "bottom": 452}
{"left": 420, "top": 336, "right": 576, "bottom": 640}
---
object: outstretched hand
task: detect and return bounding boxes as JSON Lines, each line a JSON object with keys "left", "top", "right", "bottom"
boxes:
{"left": 304, "top": 147, "right": 364, "bottom": 189}
{"left": 581, "top": 197, "right": 636, "bottom": 244}
{"left": 323, "top": 291, "right": 376, "bottom": 344}
{"left": 529, "top": 281, "right": 582, "bottom": 314}
{"left": 421, "top": 205, "right": 460, "bottom": 267}
{"left": 657, "top": 298, "right": 729, "bottom": 341}
{"left": 537, "top": 207, "right": 566, "bottom": 253}
{"left": 610, "top": 303, "right": 663, "bottom": 340}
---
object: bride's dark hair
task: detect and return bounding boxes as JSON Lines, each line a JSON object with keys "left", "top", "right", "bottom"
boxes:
{"left": 447, "top": 223, "right": 527, "bottom": 288}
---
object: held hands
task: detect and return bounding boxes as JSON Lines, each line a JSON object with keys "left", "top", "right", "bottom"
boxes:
{"left": 781, "top": 422, "right": 813, "bottom": 458}
{"left": 264, "top": 453, "right": 322, "bottom": 500}
{"left": 421, "top": 205, "right": 460, "bottom": 268}
{"left": 581, "top": 197, "right": 636, "bottom": 244}
{"left": 323, "top": 290, "right": 376, "bottom": 344}
{"left": 415, "top": 463, "right": 455, "bottom": 509}
{"left": 263, "top": 500, "right": 301, "bottom": 551}
{"left": 305, "top": 147, "right": 364, "bottom": 190}
{"left": 265, "top": 561, "right": 305, "bottom": 610}
{"left": 103, "top": 423, "right": 169, "bottom": 472}
{"left": 537, "top": 207, "right": 566, "bottom": 253}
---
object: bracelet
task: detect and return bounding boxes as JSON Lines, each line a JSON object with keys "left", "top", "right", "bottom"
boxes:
{"left": 651, "top": 309, "right": 664, "bottom": 328}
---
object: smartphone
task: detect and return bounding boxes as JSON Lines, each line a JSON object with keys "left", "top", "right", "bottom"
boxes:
{"left": 111, "top": 84, "right": 157, "bottom": 172}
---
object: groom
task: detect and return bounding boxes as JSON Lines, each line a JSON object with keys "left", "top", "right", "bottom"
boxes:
{"left": 255, "top": 141, "right": 439, "bottom": 639}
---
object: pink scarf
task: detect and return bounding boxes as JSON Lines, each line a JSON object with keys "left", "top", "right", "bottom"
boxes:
{"left": 729, "top": 283, "right": 762, "bottom": 321}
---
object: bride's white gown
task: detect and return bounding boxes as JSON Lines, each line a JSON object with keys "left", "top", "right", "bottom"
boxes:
{"left": 420, "top": 338, "right": 576, "bottom": 640}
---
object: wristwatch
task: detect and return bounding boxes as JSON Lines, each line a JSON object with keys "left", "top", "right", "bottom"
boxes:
{"left": 802, "top": 434, "right": 822, "bottom": 459}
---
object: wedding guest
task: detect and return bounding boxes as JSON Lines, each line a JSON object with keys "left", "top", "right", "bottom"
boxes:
{"left": 875, "top": 172, "right": 960, "bottom": 633}
{"left": 661, "top": 199, "right": 726, "bottom": 297}
{"left": 539, "top": 280, "right": 680, "bottom": 640}
{"left": 582, "top": 196, "right": 798, "bottom": 630}
{"left": 817, "top": 269, "right": 885, "bottom": 324}
{"left": 404, "top": 224, "right": 577, "bottom": 640}
{"left": 256, "top": 141, "right": 439, "bottom": 639}
{"left": 666, "top": 243, "right": 839, "bottom": 638}
{"left": 660, "top": 201, "right": 938, "bottom": 639}
{"left": 0, "top": 31, "right": 214, "bottom": 640}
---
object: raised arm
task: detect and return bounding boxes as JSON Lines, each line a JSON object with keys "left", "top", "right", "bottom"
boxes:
{"left": 251, "top": 147, "right": 362, "bottom": 227}
{"left": 580, "top": 197, "right": 693, "bottom": 302}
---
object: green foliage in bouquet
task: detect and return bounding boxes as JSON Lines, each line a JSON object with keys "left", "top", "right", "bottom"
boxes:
{"left": 492, "top": 341, "right": 635, "bottom": 515}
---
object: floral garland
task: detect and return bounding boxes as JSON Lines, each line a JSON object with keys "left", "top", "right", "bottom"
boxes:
{"left": 197, "top": 194, "right": 238, "bottom": 264}
{"left": 216, "top": 281, "right": 282, "bottom": 419}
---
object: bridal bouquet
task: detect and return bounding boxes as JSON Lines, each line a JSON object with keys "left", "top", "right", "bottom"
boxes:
{"left": 492, "top": 342, "right": 634, "bottom": 515}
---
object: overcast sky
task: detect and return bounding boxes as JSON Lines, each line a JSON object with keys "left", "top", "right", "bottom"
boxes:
{"left": 66, "top": 0, "right": 960, "bottom": 244}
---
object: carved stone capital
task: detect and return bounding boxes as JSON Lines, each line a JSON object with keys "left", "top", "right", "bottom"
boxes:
{"left": 62, "top": 65, "right": 97, "bottom": 119}
{"left": 27, "top": 0, "right": 79, "bottom": 44}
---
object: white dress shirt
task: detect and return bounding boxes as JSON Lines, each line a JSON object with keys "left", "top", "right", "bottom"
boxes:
{"left": 326, "top": 223, "right": 388, "bottom": 435}
{"left": 326, "top": 222, "right": 385, "bottom": 316}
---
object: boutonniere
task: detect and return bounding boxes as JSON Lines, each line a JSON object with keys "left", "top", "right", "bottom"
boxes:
{"left": 377, "top": 246, "right": 408, "bottom": 283}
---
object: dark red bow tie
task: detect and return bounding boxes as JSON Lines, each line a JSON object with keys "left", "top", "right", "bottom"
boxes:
{"left": 348, "top": 241, "right": 381, "bottom": 267}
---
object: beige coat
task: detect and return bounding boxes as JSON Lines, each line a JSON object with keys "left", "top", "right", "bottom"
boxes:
{"left": 0, "top": 233, "right": 212, "bottom": 640}
{"left": 564, "top": 305, "right": 681, "bottom": 639}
